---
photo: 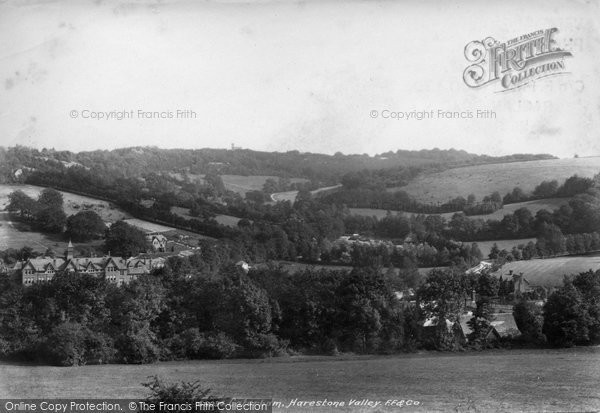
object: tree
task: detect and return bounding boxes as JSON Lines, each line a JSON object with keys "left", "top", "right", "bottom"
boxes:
{"left": 7, "top": 190, "right": 37, "bottom": 220}
{"left": 104, "top": 221, "right": 148, "bottom": 257}
{"left": 66, "top": 210, "right": 106, "bottom": 242}
{"left": 488, "top": 243, "right": 500, "bottom": 260}
{"left": 490, "top": 191, "right": 502, "bottom": 204}
{"left": 209, "top": 272, "right": 279, "bottom": 356}
{"left": 467, "top": 297, "right": 494, "bottom": 343}
{"left": 35, "top": 188, "right": 66, "bottom": 233}
{"left": 110, "top": 276, "right": 166, "bottom": 363}
{"left": 38, "top": 188, "right": 63, "bottom": 209}
{"left": 543, "top": 282, "right": 590, "bottom": 347}
{"left": 417, "top": 268, "right": 472, "bottom": 322}
{"left": 533, "top": 180, "right": 558, "bottom": 198}
{"left": 36, "top": 205, "right": 67, "bottom": 233}
{"left": 245, "top": 190, "right": 265, "bottom": 205}
{"left": 513, "top": 300, "right": 545, "bottom": 344}
{"left": 536, "top": 223, "right": 566, "bottom": 256}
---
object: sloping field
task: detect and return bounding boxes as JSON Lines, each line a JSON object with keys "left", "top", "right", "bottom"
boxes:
{"left": 121, "top": 219, "right": 176, "bottom": 234}
{"left": 0, "top": 211, "right": 104, "bottom": 253}
{"left": 223, "top": 175, "right": 308, "bottom": 196}
{"left": 170, "top": 206, "right": 242, "bottom": 228}
{"left": 466, "top": 198, "right": 569, "bottom": 221}
{"left": 1, "top": 348, "right": 599, "bottom": 412}
{"left": 391, "top": 157, "right": 600, "bottom": 203}
{"left": 476, "top": 238, "right": 537, "bottom": 258}
{"left": 0, "top": 184, "right": 129, "bottom": 222}
{"left": 272, "top": 184, "right": 342, "bottom": 203}
{"left": 491, "top": 255, "right": 600, "bottom": 287}
{"left": 350, "top": 197, "right": 569, "bottom": 222}
{"left": 169, "top": 173, "right": 309, "bottom": 196}
{"left": 0, "top": 184, "right": 129, "bottom": 253}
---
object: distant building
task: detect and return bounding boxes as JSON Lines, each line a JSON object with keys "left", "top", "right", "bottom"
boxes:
{"left": 14, "top": 241, "right": 155, "bottom": 286}
{"left": 236, "top": 260, "right": 251, "bottom": 273}
{"left": 420, "top": 317, "right": 466, "bottom": 350}
{"left": 147, "top": 234, "right": 167, "bottom": 252}
{"left": 459, "top": 313, "right": 501, "bottom": 343}
{"left": 465, "top": 261, "right": 493, "bottom": 275}
{"left": 511, "top": 271, "right": 532, "bottom": 297}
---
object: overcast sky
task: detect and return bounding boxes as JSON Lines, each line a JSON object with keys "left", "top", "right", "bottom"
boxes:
{"left": 0, "top": 0, "right": 598, "bottom": 157}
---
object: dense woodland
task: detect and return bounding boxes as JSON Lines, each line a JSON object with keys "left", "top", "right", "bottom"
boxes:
{"left": 1, "top": 257, "right": 598, "bottom": 366}
{"left": 1, "top": 145, "right": 599, "bottom": 365}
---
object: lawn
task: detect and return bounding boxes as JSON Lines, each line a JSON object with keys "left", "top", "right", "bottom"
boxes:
{"left": 1, "top": 348, "right": 599, "bottom": 412}
{"left": 491, "top": 255, "right": 600, "bottom": 287}
{"left": 389, "top": 157, "right": 600, "bottom": 203}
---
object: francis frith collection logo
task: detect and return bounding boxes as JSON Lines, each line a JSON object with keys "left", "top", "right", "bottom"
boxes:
{"left": 463, "top": 28, "right": 572, "bottom": 91}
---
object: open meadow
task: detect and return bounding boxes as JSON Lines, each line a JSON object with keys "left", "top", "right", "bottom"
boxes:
{"left": 0, "top": 184, "right": 211, "bottom": 252}
{"left": 1, "top": 348, "right": 599, "bottom": 412}
{"left": 0, "top": 184, "right": 129, "bottom": 222}
{"left": 389, "top": 157, "right": 600, "bottom": 203}
{"left": 492, "top": 255, "right": 600, "bottom": 287}
{"left": 476, "top": 238, "right": 538, "bottom": 258}
{"left": 168, "top": 173, "right": 309, "bottom": 197}
{"left": 171, "top": 206, "right": 242, "bottom": 228}
{"left": 0, "top": 184, "right": 127, "bottom": 253}
{"left": 272, "top": 184, "right": 342, "bottom": 203}
{"left": 349, "top": 198, "right": 569, "bottom": 222}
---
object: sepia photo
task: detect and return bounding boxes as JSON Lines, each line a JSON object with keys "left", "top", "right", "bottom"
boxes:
{"left": 0, "top": 0, "right": 599, "bottom": 411}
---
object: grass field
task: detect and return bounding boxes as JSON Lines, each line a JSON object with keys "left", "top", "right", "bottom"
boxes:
{"left": 491, "top": 255, "right": 600, "bottom": 287}
{"left": 0, "top": 184, "right": 129, "bottom": 222}
{"left": 389, "top": 157, "right": 600, "bottom": 203}
{"left": 476, "top": 238, "right": 537, "bottom": 258}
{"left": 0, "top": 184, "right": 128, "bottom": 253}
{"left": 170, "top": 206, "right": 242, "bottom": 228}
{"left": 1, "top": 348, "right": 599, "bottom": 412}
{"left": 0, "top": 211, "right": 104, "bottom": 253}
{"left": 0, "top": 184, "right": 210, "bottom": 252}
{"left": 350, "top": 198, "right": 569, "bottom": 222}
{"left": 169, "top": 173, "right": 309, "bottom": 197}
{"left": 272, "top": 184, "right": 342, "bottom": 203}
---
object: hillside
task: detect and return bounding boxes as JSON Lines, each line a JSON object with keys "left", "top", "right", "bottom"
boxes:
{"left": 390, "top": 157, "right": 600, "bottom": 203}
{"left": 491, "top": 255, "right": 600, "bottom": 287}
{"left": 349, "top": 197, "right": 570, "bottom": 220}
{"left": 1, "top": 146, "right": 554, "bottom": 187}
{"left": 0, "top": 184, "right": 129, "bottom": 252}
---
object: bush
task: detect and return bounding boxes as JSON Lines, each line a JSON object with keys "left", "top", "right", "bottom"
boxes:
{"left": 142, "top": 376, "right": 215, "bottom": 412}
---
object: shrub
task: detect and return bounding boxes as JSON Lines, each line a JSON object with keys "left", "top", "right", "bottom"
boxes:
{"left": 142, "top": 376, "right": 215, "bottom": 412}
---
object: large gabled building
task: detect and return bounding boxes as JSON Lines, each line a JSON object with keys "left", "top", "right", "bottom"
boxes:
{"left": 14, "top": 241, "right": 161, "bottom": 286}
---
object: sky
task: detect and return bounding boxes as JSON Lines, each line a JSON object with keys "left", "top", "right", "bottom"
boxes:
{"left": 0, "top": 0, "right": 598, "bottom": 157}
